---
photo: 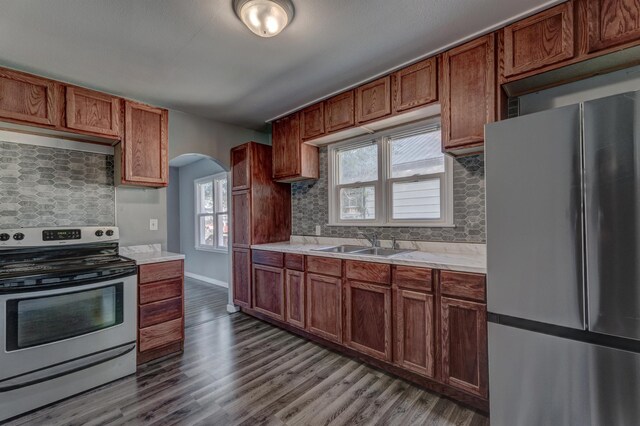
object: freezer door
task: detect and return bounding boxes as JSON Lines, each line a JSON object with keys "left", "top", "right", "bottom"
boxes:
{"left": 489, "top": 323, "right": 640, "bottom": 426}
{"left": 485, "top": 105, "right": 584, "bottom": 329}
{"left": 584, "top": 91, "right": 640, "bottom": 340}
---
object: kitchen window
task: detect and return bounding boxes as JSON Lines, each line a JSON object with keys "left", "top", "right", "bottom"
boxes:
{"left": 328, "top": 122, "right": 453, "bottom": 227}
{"left": 195, "top": 173, "right": 229, "bottom": 252}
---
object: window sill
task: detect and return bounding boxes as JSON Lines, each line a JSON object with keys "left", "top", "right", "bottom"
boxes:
{"left": 195, "top": 246, "right": 229, "bottom": 254}
{"left": 327, "top": 222, "right": 456, "bottom": 228}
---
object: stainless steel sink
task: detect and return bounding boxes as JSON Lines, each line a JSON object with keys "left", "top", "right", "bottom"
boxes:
{"left": 312, "top": 245, "right": 412, "bottom": 257}
{"left": 313, "top": 245, "right": 369, "bottom": 253}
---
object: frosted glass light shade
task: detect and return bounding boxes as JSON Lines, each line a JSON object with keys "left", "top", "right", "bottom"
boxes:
{"left": 234, "top": 0, "right": 294, "bottom": 38}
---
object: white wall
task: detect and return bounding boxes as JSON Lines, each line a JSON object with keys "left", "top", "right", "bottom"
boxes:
{"left": 116, "top": 109, "right": 269, "bottom": 248}
{"left": 177, "top": 158, "right": 229, "bottom": 285}
{"left": 167, "top": 166, "right": 181, "bottom": 253}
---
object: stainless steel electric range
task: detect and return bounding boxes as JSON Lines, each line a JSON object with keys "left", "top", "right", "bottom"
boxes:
{"left": 0, "top": 227, "right": 137, "bottom": 422}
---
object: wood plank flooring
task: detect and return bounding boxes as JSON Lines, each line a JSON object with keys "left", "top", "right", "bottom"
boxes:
{"left": 6, "top": 283, "right": 489, "bottom": 426}
{"left": 184, "top": 278, "right": 229, "bottom": 329}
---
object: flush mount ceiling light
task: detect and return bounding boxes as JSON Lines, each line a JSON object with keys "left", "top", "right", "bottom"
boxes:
{"left": 233, "top": 0, "right": 294, "bottom": 38}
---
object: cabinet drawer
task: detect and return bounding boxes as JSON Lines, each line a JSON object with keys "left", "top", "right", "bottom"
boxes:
{"left": 139, "top": 318, "right": 182, "bottom": 352}
{"left": 285, "top": 253, "right": 305, "bottom": 271}
{"left": 139, "top": 297, "right": 182, "bottom": 328}
{"left": 307, "top": 256, "right": 342, "bottom": 277}
{"left": 441, "top": 271, "right": 486, "bottom": 302}
{"left": 139, "top": 278, "right": 182, "bottom": 304}
{"left": 345, "top": 260, "right": 391, "bottom": 284}
{"left": 139, "top": 260, "right": 183, "bottom": 284}
{"left": 392, "top": 266, "right": 433, "bottom": 291}
{"left": 252, "top": 250, "right": 284, "bottom": 268}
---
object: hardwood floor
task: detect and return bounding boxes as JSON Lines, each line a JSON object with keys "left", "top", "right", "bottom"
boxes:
{"left": 184, "top": 277, "right": 229, "bottom": 329}
{"left": 7, "top": 286, "right": 488, "bottom": 426}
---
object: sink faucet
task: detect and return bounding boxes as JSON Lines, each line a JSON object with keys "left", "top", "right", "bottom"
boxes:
{"left": 359, "top": 232, "right": 379, "bottom": 248}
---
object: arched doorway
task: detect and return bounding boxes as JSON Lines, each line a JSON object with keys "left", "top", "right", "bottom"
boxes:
{"left": 167, "top": 153, "right": 232, "bottom": 327}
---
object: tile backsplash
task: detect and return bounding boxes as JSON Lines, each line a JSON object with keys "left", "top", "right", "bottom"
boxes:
{"left": 291, "top": 147, "right": 485, "bottom": 243}
{"left": 0, "top": 141, "right": 115, "bottom": 228}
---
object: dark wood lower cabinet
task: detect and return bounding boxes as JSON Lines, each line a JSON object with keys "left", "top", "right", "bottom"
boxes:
{"left": 285, "top": 269, "right": 305, "bottom": 329}
{"left": 306, "top": 273, "right": 343, "bottom": 343}
{"left": 394, "top": 288, "right": 435, "bottom": 378}
{"left": 232, "top": 248, "right": 251, "bottom": 308}
{"left": 345, "top": 280, "right": 392, "bottom": 361}
{"left": 441, "top": 296, "right": 488, "bottom": 398}
{"left": 252, "top": 264, "right": 285, "bottom": 321}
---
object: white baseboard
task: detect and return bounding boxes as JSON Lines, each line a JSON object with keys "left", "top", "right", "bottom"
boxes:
{"left": 227, "top": 304, "right": 241, "bottom": 313}
{"left": 185, "top": 272, "right": 228, "bottom": 289}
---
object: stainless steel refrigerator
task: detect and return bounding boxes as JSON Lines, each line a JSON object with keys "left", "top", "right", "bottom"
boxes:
{"left": 486, "top": 90, "right": 640, "bottom": 426}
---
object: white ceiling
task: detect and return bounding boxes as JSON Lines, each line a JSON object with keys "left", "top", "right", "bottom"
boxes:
{"left": 0, "top": 0, "right": 560, "bottom": 131}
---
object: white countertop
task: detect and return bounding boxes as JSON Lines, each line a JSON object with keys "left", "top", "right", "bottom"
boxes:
{"left": 252, "top": 237, "right": 486, "bottom": 274}
{"left": 119, "top": 244, "right": 185, "bottom": 265}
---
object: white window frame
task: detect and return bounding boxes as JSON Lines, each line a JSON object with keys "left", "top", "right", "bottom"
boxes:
{"left": 194, "top": 172, "right": 229, "bottom": 253}
{"left": 328, "top": 120, "right": 454, "bottom": 227}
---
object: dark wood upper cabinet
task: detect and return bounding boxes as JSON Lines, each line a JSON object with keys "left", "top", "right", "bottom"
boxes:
{"left": 586, "top": 0, "right": 640, "bottom": 53}
{"left": 502, "top": 3, "right": 575, "bottom": 78}
{"left": 394, "top": 288, "right": 435, "bottom": 378}
{"left": 324, "top": 90, "right": 355, "bottom": 133}
{"left": 441, "top": 296, "right": 488, "bottom": 398}
{"left": 65, "top": 86, "right": 121, "bottom": 138}
{"left": 232, "top": 248, "right": 251, "bottom": 309}
{"left": 272, "top": 112, "right": 319, "bottom": 182}
{"left": 355, "top": 76, "right": 392, "bottom": 125}
{"left": 119, "top": 101, "right": 168, "bottom": 187}
{"left": 231, "top": 144, "right": 251, "bottom": 191}
{"left": 441, "top": 34, "right": 497, "bottom": 155}
{"left": 0, "top": 68, "right": 60, "bottom": 127}
{"left": 300, "top": 102, "right": 325, "bottom": 140}
{"left": 345, "top": 280, "right": 393, "bottom": 361}
{"left": 253, "top": 264, "right": 285, "bottom": 321}
{"left": 392, "top": 57, "right": 438, "bottom": 114}
{"left": 306, "top": 272, "right": 343, "bottom": 343}
{"left": 285, "top": 269, "right": 305, "bottom": 329}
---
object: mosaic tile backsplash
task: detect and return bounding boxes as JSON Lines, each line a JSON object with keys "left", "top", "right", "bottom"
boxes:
{"left": 292, "top": 147, "right": 485, "bottom": 243}
{"left": 0, "top": 141, "right": 115, "bottom": 228}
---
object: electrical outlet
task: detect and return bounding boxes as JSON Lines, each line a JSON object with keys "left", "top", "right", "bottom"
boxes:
{"left": 149, "top": 219, "right": 158, "bottom": 231}
{"left": 315, "top": 225, "right": 321, "bottom": 236}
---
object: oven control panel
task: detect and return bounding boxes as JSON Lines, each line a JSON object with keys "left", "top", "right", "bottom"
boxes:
{"left": 0, "top": 227, "right": 119, "bottom": 248}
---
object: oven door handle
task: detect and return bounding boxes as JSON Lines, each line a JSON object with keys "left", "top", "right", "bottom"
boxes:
{"left": 0, "top": 342, "right": 136, "bottom": 392}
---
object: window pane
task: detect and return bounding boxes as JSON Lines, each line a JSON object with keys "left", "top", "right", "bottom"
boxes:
{"left": 338, "top": 144, "right": 378, "bottom": 184}
{"left": 216, "top": 177, "right": 228, "bottom": 213}
{"left": 340, "top": 186, "right": 375, "bottom": 220}
{"left": 198, "top": 182, "right": 214, "bottom": 213}
{"left": 392, "top": 178, "right": 441, "bottom": 220}
{"left": 217, "top": 214, "right": 229, "bottom": 249}
{"left": 199, "top": 215, "right": 215, "bottom": 246}
{"left": 390, "top": 129, "right": 444, "bottom": 178}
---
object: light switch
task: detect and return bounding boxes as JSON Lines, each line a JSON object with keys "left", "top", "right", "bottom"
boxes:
{"left": 315, "top": 225, "right": 321, "bottom": 236}
{"left": 150, "top": 219, "right": 158, "bottom": 231}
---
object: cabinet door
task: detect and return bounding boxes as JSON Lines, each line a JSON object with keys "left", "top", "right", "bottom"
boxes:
{"left": 394, "top": 289, "right": 435, "bottom": 378}
{"left": 253, "top": 264, "right": 285, "bottom": 321}
{"left": 65, "top": 86, "right": 121, "bottom": 137}
{"left": 355, "top": 76, "right": 391, "bottom": 124}
{"left": 301, "top": 103, "right": 325, "bottom": 140}
{"left": 392, "top": 57, "right": 438, "bottom": 114}
{"left": 122, "top": 101, "right": 168, "bottom": 186}
{"left": 306, "top": 273, "right": 343, "bottom": 343}
{"left": 324, "top": 91, "right": 355, "bottom": 133}
{"left": 441, "top": 34, "right": 496, "bottom": 152}
{"left": 232, "top": 248, "right": 251, "bottom": 308}
{"left": 345, "top": 280, "right": 392, "bottom": 361}
{"left": 441, "top": 297, "right": 488, "bottom": 397}
{"left": 285, "top": 269, "right": 305, "bottom": 329}
{"left": 232, "top": 190, "right": 251, "bottom": 247}
{"left": 0, "top": 68, "right": 59, "bottom": 127}
{"left": 586, "top": 0, "right": 640, "bottom": 53}
{"left": 503, "top": 3, "right": 574, "bottom": 78}
{"left": 231, "top": 144, "right": 251, "bottom": 191}
{"left": 272, "top": 113, "right": 301, "bottom": 180}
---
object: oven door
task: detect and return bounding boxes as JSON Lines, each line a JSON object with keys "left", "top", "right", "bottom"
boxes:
{"left": 0, "top": 274, "right": 137, "bottom": 381}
